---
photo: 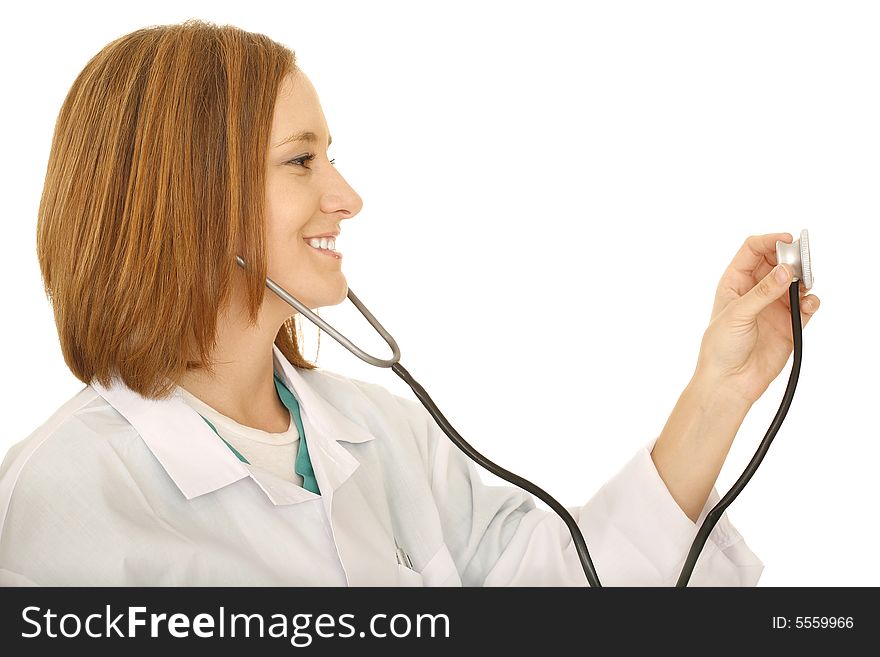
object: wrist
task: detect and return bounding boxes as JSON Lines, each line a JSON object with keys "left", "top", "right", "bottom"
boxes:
{"left": 688, "top": 370, "right": 755, "bottom": 415}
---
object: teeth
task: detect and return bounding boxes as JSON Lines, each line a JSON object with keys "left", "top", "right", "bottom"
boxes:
{"left": 308, "top": 237, "right": 337, "bottom": 251}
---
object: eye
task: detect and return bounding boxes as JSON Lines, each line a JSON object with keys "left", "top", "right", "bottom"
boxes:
{"left": 286, "top": 153, "right": 337, "bottom": 169}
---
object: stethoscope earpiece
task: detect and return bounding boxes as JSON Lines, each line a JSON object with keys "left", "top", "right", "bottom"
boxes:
{"left": 776, "top": 228, "right": 813, "bottom": 290}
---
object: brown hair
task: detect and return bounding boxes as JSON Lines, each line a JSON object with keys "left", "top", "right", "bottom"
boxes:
{"left": 36, "top": 19, "right": 318, "bottom": 401}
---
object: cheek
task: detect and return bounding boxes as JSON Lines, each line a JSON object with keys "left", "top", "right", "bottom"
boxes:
{"left": 263, "top": 175, "right": 314, "bottom": 252}
{"left": 264, "top": 205, "right": 308, "bottom": 245}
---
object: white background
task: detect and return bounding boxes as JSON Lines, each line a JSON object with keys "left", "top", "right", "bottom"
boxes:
{"left": 2, "top": 1, "right": 877, "bottom": 586}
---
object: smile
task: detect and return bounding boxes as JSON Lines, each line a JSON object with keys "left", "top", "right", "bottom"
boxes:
{"left": 305, "top": 237, "right": 342, "bottom": 260}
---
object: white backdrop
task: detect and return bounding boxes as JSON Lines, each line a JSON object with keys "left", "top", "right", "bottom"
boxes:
{"left": 2, "top": 0, "right": 876, "bottom": 586}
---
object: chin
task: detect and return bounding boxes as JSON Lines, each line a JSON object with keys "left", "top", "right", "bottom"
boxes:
{"left": 317, "top": 291, "right": 348, "bottom": 309}
{"left": 303, "top": 282, "right": 349, "bottom": 311}
{"left": 334, "top": 280, "right": 349, "bottom": 305}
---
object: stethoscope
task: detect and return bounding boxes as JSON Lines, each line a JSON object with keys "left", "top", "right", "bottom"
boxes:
{"left": 235, "top": 228, "right": 814, "bottom": 587}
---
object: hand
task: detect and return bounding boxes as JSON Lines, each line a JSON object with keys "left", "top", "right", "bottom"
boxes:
{"left": 695, "top": 233, "right": 821, "bottom": 404}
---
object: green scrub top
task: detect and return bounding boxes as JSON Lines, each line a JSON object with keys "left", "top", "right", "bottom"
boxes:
{"left": 196, "top": 371, "right": 321, "bottom": 495}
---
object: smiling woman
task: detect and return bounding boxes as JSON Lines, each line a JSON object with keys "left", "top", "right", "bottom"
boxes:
{"left": 36, "top": 20, "right": 310, "bottom": 398}
{"left": 261, "top": 69, "right": 358, "bottom": 307}
{"left": 35, "top": 19, "right": 362, "bottom": 405}
{"left": 2, "top": 18, "right": 769, "bottom": 589}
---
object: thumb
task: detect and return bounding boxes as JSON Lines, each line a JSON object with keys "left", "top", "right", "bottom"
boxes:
{"left": 732, "top": 264, "right": 792, "bottom": 320}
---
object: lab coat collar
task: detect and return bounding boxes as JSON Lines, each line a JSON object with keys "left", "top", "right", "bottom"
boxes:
{"left": 270, "top": 344, "right": 376, "bottom": 447}
{"left": 89, "top": 344, "right": 376, "bottom": 506}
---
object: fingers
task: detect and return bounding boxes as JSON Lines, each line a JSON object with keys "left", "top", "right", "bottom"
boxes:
{"left": 784, "top": 291, "right": 820, "bottom": 326}
{"left": 730, "top": 262, "right": 793, "bottom": 319}
{"left": 771, "top": 274, "right": 819, "bottom": 321}
{"left": 729, "top": 233, "right": 793, "bottom": 277}
{"left": 798, "top": 294, "right": 820, "bottom": 329}
{"left": 762, "top": 266, "right": 811, "bottom": 304}
{"left": 731, "top": 271, "right": 821, "bottom": 328}
{"left": 800, "top": 294, "right": 820, "bottom": 315}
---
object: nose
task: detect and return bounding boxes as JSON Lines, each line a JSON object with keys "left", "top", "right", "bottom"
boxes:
{"left": 322, "top": 169, "right": 364, "bottom": 223}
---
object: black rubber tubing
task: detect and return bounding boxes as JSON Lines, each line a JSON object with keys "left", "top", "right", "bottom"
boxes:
{"left": 390, "top": 279, "right": 803, "bottom": 588}
{"left": 391, "top": 360, "right": 602, "bottom": 587}
{"left": 676, "top": 280, "right": 803, "bottom": 586}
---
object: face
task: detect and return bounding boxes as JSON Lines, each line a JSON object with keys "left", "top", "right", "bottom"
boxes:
{"left": 261, "top": 69, "right": 362, "bottom": 319}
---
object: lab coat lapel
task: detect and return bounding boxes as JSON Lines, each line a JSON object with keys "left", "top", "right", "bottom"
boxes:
{"left": 273, "top": 347, "right": 399, "bottom": 586}
{"left": 89, "top": 377, "right": 252, "bottom": 500}
{"left": 271, "top": 346, "right": 374, "bottom": 493}
{"left": 95, "top": 348, "right": 402, "bottom": 586}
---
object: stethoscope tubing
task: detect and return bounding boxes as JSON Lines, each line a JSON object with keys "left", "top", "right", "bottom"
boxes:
{"left": 235, "top": 255, "right": 401, "bottom": 367}
{"left": 236, "top": 255, "right": 602, "bottom": 585}
{"left": 675, "top": 280, "right": 802, "bottom": 586}
{"left": 236, "top": 256, "right": 803, "bottom": 588}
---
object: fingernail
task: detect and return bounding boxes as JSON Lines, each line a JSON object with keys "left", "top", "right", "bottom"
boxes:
{"left": 775, "top": 265, "right": 789, "bottom": 284}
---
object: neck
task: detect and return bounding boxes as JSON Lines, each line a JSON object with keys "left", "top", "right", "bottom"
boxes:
{"left": 175, "top": 284, "right": 291, "bottom": 433}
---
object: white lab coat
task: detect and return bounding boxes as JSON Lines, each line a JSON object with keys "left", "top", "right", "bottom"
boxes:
{"left": 0, "top": 344, "right": 763, "bottom": 586}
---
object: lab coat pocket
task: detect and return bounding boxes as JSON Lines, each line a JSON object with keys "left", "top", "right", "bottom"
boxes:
{"left": 396, "top": 563, "right": 425, "bottom": 587}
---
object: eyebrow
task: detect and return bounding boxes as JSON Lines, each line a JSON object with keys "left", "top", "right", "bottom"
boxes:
{"left": 274, "top": 130, "right": 333, "bottom": 148}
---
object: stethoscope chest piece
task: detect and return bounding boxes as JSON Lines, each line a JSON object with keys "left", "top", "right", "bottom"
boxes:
{"left": 776, "top": 228, "right": 813, "bottom": 290}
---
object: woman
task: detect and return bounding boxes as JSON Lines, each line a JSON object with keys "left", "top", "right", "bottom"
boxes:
{"left": 0, "top": 20, "right": 820, "bottom": 587}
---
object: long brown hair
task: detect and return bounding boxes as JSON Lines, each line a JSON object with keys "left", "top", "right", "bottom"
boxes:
{"left": 36, "top": 19, "right": 318, "bottom": 400}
